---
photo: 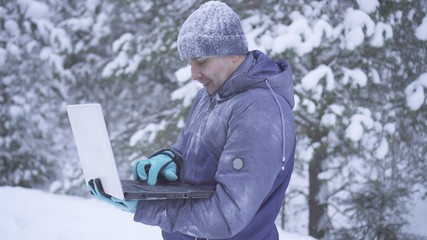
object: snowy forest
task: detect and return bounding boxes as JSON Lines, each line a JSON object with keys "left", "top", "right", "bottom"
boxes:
{"left": 1, "top": 0, "right": 426, "bottom": 239}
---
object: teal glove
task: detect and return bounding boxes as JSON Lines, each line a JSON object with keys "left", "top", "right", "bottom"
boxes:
{"left": 133, "top": 149, "right": 179, "bottom": 186}
{"left": 88, "top": 179, "right": 138, "bottom": 213}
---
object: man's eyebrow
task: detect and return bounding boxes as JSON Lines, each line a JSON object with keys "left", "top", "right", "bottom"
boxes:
{"left": 188, "top": 57, "right": 210, "bottom": 65}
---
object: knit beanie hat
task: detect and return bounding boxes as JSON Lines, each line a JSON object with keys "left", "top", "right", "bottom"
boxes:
{"left": 177, "top": 1, "right": 249, "bottom": 61}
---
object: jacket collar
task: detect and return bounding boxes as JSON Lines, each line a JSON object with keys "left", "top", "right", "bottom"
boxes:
{"left": 216, "top": 52, "right": 255, "bottom": 100}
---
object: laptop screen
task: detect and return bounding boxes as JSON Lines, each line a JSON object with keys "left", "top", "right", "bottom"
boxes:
{"left": 67, "top": 104, "right": 125, "bottom": 200}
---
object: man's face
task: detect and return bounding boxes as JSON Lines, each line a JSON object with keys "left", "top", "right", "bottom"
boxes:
{"left": 188, "top": 56, "right": 236, "bottom": 94}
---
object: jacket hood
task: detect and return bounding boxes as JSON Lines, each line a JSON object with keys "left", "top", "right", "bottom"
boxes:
{"left": 217, "top": 50, "right": 295, "bottom": 109}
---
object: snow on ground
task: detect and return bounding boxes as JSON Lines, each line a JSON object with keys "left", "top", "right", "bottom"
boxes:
{"left": 0, "top": 186, "right": 315, "bottom": 240}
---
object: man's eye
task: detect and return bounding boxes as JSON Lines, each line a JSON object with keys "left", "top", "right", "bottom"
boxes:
{"left": 197, "top": 58, "right": 208, "bottom": 65}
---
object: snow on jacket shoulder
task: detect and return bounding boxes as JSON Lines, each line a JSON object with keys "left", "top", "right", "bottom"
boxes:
{"left": 134, "top": 50, "right": 296, "bottom": 240}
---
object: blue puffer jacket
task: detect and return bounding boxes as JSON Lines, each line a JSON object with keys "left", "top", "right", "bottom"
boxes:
{"left": 134, "top": 50, "right": 296, "bottom": 240}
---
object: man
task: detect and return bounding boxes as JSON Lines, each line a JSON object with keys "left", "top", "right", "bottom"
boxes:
{"left": 89, "top": 1, "right": 296, "bottom": 239}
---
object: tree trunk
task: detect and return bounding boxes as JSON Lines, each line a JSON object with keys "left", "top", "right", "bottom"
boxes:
{"left": 308, "top": 143, "right": 330, "bottom": 239}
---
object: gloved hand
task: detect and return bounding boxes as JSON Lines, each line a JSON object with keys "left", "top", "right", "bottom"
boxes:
{"left": 88, "top": 179, "right": 138, "bottom": 213}
{"left": 132, "top": 149, "right": 179, "bottom": 186}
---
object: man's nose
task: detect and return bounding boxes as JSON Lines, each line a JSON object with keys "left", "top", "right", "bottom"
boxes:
{"left": 191, "top": 65, "right": 202, "bottom": 80}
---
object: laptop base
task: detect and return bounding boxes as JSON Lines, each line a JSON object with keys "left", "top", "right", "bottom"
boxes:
{"left": 121, "top": 180, "right": 214, "bottom": 200}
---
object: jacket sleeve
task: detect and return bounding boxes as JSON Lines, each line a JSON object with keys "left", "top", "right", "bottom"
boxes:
{"left": 133, "top": 93, "right": 287, "bottom": 239}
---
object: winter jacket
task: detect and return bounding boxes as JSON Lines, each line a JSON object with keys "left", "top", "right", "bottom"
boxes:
{"left": 134, "top": 50, "right": 296, "bottom": 240}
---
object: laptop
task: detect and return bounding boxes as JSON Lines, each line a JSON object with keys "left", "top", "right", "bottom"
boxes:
{"left": 66, "top": 103, "right": 214, "bottom": 200}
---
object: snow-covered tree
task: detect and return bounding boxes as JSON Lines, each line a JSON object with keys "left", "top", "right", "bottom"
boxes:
{"left": 1, "top": 0, "right": 426, "bottom": 239}
{"left": 0, "top": 0, "right": 62, "bottom": 188}
{"left": 235, "top": 0, "right": 427, "bottom": 239}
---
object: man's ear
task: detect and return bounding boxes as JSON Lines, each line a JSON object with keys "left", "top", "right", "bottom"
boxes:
{"left": 231, "top": 55, "right": 240, "bottom": 63}
{"left": 231, "top": 55, "right": 247, "bottom": 66}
